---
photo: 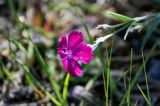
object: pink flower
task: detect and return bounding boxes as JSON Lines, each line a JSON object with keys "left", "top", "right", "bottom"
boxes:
{"left": 58, "top": 30, "right": 94, "bottom": 77}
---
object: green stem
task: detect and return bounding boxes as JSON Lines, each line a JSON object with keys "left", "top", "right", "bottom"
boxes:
{"left": 62, "top": 73, "right": 70, "bottom": 106}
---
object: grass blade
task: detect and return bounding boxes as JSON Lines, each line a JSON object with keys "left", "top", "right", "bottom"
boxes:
{"left": 34, "top": 46, "right": 63, "bottom": 102}
{"left": 20, "top": 63, "right": 61, "bottom": 106}
{"left": 126, "top": 48, "right": 133, "bottom": 106}
{"left": 137, "top": 84, "right": 150, "bottom": 105}
{"left": 105, "top": 38, "right": 114, "bottom": 106}
{"left": 142, "top": 51, "right": 152, "bottom": 106}
{"left": 119, "top": 42, "right": 158, "bottom": 106}
{"left": 27, "top": 28, "right": 63, "bottom": 102}
{"left": 141, "top": 13, "right": 160, "bottom": 49}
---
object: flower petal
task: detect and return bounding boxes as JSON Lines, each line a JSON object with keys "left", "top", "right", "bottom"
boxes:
{"left": 62, "top": 58, "right": 83, "bottom": 77}
{"left": 73, "top": 43, "right": 93, "bottom": 64}
{"left": 71, "top": 59, "right": 83, "bottom": 77}
{"left": 68, "top": 30, "right": 84, "bottom": 48}
{"left": 58, "top": 35, "right": 68, "bottom": 59}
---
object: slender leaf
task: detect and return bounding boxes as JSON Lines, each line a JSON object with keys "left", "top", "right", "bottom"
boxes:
{"left": 141, "top": 13, "right": 160, "bottom": 49}
{"left": 105, "top": 11, "right": 134, "bottom": 22}
{"left": 142, "top": 52, "right": 152, "bottom": 106}
{"left": 137, "top": 84, "right": 150, "bottom": 105}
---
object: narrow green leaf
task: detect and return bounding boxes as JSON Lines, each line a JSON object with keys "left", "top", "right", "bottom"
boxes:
{"left": 126, "top": 48, "right": 133, "bottom": 106}
{"left": 21, "top": 63, "right": 61, "bottom": 106}
{"left": 27, "top": 42, "right": 34, "bottom": 59}
{"left": 105, "top": 38, "right": 114, "bottom": 106}
{"left": 141, "top": 13, "right": 160, "bottom": 49}
{"left": 34, "top": 46, "right": 63, "bottom": 102}
{"left": 119, "top": 42, "right": 158, "bottom": 106}
{"left": 142, "top": 52, "right": 152, "bottom": 106}
{"left": 137, "top": 84, "right": 150, "bottom": 105}
{"left": 105, "top": 11, "right": 134, "bottom": 22}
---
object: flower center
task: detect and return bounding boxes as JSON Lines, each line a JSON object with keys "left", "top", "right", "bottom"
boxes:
{"left": 63, "top": 48, "right": 73, "bottom": 58}
{"left": 66, "top": 50, "right": 72, "bottom": 57}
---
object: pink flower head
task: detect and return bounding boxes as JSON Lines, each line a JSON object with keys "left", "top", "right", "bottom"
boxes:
{"left": 58, "top": 30, "right": 94, "bottom": 77}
